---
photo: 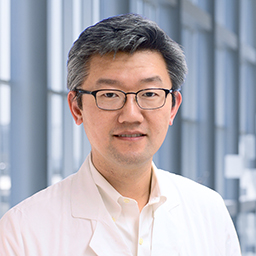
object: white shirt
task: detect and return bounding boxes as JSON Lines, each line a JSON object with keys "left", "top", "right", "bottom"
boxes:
{"left": 90, "top": 158, "right": 166, "bottom": 255}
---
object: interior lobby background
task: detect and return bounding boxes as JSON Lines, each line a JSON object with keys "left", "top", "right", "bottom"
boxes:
{"left": 0, "top": 0, "right": 256, "bottom": 254}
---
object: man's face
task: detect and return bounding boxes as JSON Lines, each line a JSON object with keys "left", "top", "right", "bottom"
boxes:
{"left": 68, "top": 50, "right": 182, "bottom": 170}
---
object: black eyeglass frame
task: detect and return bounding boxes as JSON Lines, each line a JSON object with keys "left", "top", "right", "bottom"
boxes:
{"left": 73, "top": 87, "right": 177, "bottom": 110}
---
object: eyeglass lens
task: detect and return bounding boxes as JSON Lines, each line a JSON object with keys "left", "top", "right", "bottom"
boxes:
{"left": 95, "top": 89, "right": 167, "bottom": 110}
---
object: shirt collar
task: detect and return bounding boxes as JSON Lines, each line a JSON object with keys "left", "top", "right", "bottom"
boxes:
{"left": 89, "top": 154, "right": 167, "bottom": 214}
{"left": 147, "top": 164, "right": 167, "bottom": 210}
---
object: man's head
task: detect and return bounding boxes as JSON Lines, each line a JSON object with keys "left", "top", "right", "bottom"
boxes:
{"left": 67, "top": 14, "right": 187, "bottom": 171}
{"left": 67, "top": 13, "right": 187, "bottom": 100}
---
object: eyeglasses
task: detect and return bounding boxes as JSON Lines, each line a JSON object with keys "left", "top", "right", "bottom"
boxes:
{"left": 74, "top": 88, "right": 176, "bottom": 111}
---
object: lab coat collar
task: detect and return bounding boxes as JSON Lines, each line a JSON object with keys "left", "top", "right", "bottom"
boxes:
{"left": 70, "top": 155, "right": 102, "bottom": 221}
{"left": 70, "top": 155, "right": 132, "bottom": 255}
{"left": 152, "top": 162, "right": 180, "bottom": 212}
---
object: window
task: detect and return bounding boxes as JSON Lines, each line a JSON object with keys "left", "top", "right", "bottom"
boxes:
{"left": 0, "top": 0, "right": 11, "bottom": 217}
{"left": 47, "top": 0, "right": 100, "bottom": 184}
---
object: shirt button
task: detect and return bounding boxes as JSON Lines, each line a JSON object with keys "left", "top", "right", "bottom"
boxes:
{"left": 139, "top": 238, "right": 143, "bottom": 245}
{"left": 123, "top": 198, "right": 130, "bottom": 203}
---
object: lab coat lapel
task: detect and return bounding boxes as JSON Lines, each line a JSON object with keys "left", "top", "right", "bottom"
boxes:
{"left": 71, "top": 156, "right": 132, "bottom": 256}
{"left": 152, "top": 204, "right": 186, "bottom": 256}
{"left": 89, "top": 220, "right": 132, "bottom": 256}
{"left": 71, "top": 156, "right": 102, "bottom": 220}
{"left": 152, "top": 166, "right": 188, "bottom": 256}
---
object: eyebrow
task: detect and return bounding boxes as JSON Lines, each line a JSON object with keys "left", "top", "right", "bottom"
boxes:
{"left": 95, "top": 76, "right": 163, "bottom": 87}
{"left": 96, "top": 78, "right": 120, "bottom": 86}
{"left": 139, "top": 76, "right": 163, "bottom": 84}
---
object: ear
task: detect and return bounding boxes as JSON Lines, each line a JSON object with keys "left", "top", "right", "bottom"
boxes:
{"left": 169, "top": 91, "right": 182, "bottom": 126}
{"left": 67, "top": 91, "right": 83, "bottom": 125}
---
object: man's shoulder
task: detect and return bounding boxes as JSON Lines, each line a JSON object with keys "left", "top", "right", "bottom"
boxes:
{"left": 2, "top": 172, "right": 77, "bottom": 220}
{"left": 156, "top": 168, "right": 224, "bottom": 205}
{"left": 156, "top": 168, "right": 214, "bottom": 190}
{"left": 155, "top": 168, "right": 230, "bottom": 226}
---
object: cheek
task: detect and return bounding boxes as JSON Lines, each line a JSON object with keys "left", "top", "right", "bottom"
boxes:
{"left": 149, "top": 112, "right": 170, "bottom": 138}
{"left": 82, "top": 111, "right": 114, "bottom": 141}
{"left": 157, "top": 108, "right": 172, "bottom": 133}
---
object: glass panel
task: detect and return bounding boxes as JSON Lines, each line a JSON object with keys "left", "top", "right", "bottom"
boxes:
{"left": 0, "top": 0, "right": 11, "bottom": 217}
{"left": 0, "top": 0, "right": 10, "bottom": 80}
{"left": 182, "top": 27, "right": 198, "bottom": 121}
{"left": 130, "top": 0, "right": 144, "bottom": 14}
{"left": 225, "top": 0, "right": 238, "bottom": 34}
{"left": 73, "top": 0, "right": 82, "bottom": 39}
{"left": 225, "top": 49, "right": 238, "bottom": 153}
{"left": 187, "top": 0, "right": 198, "bottom": 5}
{"left": 238, "top": 212, "right": 256, "bottom": 255}
{"left": 241, "top": 0, "right": 256, "bottom": 46}
{"left": 92, "top": 0, "right": 100, "bottom": 24}
{"left": 216, "top": 0, "right": 238, "bottom": 33}
{"left": 0, "top": 85, "right": 11, "bottom": 217}
{"left": 186, "top": 0, "right": 211, "bottom": 13}
{"left": 48, "top": 94, "right": 63, "bottom": 184}
{"left": 48, "top": 0, "right": 63, "bottom": 92}
{"left": 215, "top": 127, "right": 225, "bottom": 196}
{"left": 0, "top": 85, "right": 10, "bottom": 127}
{"left": 73, "top": 123, "right": 82, "bottom": 171}
{"left": 215, "top": 48, "right": 226, "bottom": 127}
{"left": 197, "top": 0, "right": 211, "bottom": 13}
{"left": 240, "top": 63, "right": 256, "bottom": 134}
{"left": 215, "top": 0, "right": 225, "bottom": 27}
{"left": 143, "top": 2, "right": 157, "bottom": 22}
{"left": 182, "top": 121, "right": 198, "bottom": 180}
{"left": 239, "top": 64, "right": 246, "bottom": 133}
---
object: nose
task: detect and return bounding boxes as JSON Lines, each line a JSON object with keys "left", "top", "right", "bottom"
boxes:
{"left": 117, "top": 94, "right": 144, "bottom": 123}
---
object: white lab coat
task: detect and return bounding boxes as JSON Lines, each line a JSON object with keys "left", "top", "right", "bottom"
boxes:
{"left": 0, "top": 155, "right": 241, "bottom": 256}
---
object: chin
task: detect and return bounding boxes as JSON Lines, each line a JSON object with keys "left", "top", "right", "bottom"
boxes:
{"left": 111, "top": 150, "right": 153, "bottom": 166}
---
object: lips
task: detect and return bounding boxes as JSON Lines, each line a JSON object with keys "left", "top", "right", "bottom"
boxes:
{"left": 114, "top": 131, "right": 146, "bottom": 138}
{"left": 117, "top": 134, "right": 144, "bottom": 138}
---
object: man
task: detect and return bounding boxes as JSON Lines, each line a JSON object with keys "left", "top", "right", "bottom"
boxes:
{"left": 0, "top": 14, "right": 241, "bottom": 255}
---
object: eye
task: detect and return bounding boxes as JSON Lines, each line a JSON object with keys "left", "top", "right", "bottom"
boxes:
{"left": 104, "top": 92, "right": 119, "bottom": 98}
{"left": 141, "top": 91, "right": 158, "bottom": 98}
{"left": 98, "top": 91, "right": 121, "bottom": 99}
{"left": 144, "top": 92, "right": 155, "bottom": 97}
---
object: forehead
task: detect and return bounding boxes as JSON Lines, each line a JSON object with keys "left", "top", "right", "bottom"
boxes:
{"left": 85, "top": 50, "right": 171, "bottom": 88}
{"left": 89, "top": 50, "right": 167, "bottom": 69}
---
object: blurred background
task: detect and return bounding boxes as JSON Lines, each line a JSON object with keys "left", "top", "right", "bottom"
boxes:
{"left": 0, "top": 0, "right": 255, "bottom": 254}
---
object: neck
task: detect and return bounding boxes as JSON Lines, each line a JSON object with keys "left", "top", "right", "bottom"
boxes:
{"left": 111, "top": 167, "right": 153, "bottom": 211}
{"left": 91, "top": 155, "right": 153, "bottom": 211}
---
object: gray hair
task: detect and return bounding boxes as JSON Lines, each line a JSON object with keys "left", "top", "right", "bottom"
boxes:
{"left": 67, "top": 13, "right": 187, "bottom": 95}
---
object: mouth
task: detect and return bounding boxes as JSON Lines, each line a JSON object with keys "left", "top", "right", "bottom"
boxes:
{"left": 113, "top": 131, "right": 147, "bottom": 140}
{"left": 116, "top": 134, "right": 145, "bottom": 138}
